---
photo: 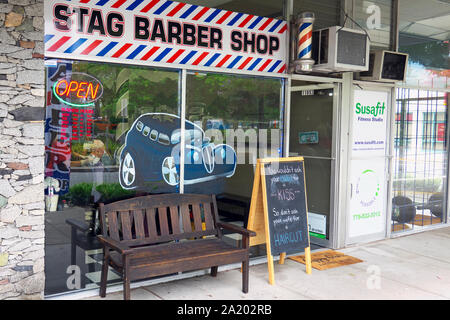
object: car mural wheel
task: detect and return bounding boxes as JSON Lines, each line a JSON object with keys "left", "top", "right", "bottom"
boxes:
{"left": 162, "top": 156, "right": 179, "bottom": 186}
{"left": 120, "top": 152, "right": 137, "bottom": 188}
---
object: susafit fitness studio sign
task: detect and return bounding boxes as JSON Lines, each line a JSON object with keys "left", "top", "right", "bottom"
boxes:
{"left": 44, "top": 0, "right": 288, "bottom": 74}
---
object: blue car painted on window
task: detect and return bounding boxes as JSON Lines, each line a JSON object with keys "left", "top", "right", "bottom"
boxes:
{"left": 119, "top": 113, "right": 237, "bottom": 191}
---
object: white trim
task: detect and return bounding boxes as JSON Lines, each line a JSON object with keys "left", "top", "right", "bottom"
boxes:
{"left": 395, "top": 84, "right": 450, "bottom": 93}
{"left": 180, "top": 70, "right": 186, "bottom": 194}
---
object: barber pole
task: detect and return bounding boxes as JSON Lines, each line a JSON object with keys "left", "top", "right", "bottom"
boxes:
{"left": 294, "top": 12, "right": 315, "bottom": 73}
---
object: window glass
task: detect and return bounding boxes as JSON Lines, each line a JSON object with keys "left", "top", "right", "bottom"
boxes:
{"left": 293, "top": 0, "right": 341, "bottom": 30}
{"left": 44, "top": 61, "right": 180, "bottom": 295}
{"left": 391, "top": 88, "right": 448, "bottom": 233}
{"left": 353, "top": 0, "right": 393, "bottom": 49}
{"left": 142, "top": 126, "right": 150, "bottom": 136}
{"left": 398, "top": 0, "right": 450, "bottom": 88}
{"left": 185, "top": 72, "right": 284, "bottom": 244}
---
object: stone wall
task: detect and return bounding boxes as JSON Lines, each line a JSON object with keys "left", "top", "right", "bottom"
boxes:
{"left": 0, "top": 0, "right": 45, "bottom": 300}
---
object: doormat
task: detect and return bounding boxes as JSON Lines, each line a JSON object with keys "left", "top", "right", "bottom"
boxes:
{"left": 391, "top": 223, "right": 411, "bottom": 232}
{"left": 413, "top": 214, "right": 442, "bottom": 226}
{"left": 289, "top": 250, "right": 363, "bottom": 271}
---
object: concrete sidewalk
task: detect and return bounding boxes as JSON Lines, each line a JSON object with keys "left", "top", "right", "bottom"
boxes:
{"left": 80, "top": 226, "right": 450, "bottom": 300}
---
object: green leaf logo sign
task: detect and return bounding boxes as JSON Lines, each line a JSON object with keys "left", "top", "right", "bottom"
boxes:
{"left": 356, "top": 169, "right": 380, "bottom": 207}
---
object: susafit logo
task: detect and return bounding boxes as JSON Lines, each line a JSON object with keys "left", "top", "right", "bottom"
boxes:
{"left": 355, "top": 102, "right": 386, "bottom": 117}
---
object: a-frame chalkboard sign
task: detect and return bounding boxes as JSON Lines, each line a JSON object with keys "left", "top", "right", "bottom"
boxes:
{"left": 247, "top": 157, "right": 312, "bottom": 285}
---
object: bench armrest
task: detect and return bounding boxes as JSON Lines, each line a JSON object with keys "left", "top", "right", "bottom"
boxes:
{"left": 217, "top": 222, "right": 256, "bottom": 237}
{"left": 97, "top": 235, "right": 131, "bottom": 255}
{"left": 66, "top": 218, "right": 90, "bottom": 232}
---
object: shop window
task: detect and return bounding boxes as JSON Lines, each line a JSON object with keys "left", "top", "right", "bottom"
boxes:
{"left": 185, "top": 72, "right": 284, "bottom": 237}
{"left": 44, "top": 60, "right": 180, "bottom": 296}
{"left": 391, "top": 88, "right": 448, "bottom": 233}
{"left": 398, "top": 0, "right": 450, "bottom": 88}
{"left": 422, "top": 112, "right": 446, "bottom": 150}
{"left": 394, "top": 111, "right": 413, "bottom": 148}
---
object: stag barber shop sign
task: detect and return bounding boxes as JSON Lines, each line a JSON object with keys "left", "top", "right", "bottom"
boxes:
{"left": 44, "top": 0, "right": 288, "bottom": 74}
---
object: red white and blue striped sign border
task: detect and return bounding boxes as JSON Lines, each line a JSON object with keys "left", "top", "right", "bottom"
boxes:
{"left": 44, "top": 0, "right": 288, "bottom": 74}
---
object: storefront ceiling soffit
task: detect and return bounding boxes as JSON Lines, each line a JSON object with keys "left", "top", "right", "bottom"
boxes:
{"left": 399, "top": 0, "right": 450, "bottom": 41}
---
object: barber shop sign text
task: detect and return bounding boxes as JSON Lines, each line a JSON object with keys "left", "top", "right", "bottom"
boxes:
{"left": 45, "top": 0, "right": 288, "bottom": 74}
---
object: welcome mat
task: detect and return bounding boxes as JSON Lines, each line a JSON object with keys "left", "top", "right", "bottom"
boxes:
{"left": 391, "top": 223, "right": 411, "bottom": 232}
{"left": 289, "top": 250, "right": 363, "bottom": 271}
{"left": 412, "top": 214, "right": 442, "bottom": 226}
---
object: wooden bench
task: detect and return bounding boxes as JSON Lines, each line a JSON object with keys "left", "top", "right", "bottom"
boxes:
{"left": 97, "top": 193, "right": 256, "bottom": 300}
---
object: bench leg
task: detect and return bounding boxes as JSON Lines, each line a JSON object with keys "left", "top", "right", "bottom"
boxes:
{"left": 242, "top": 258, "right": 249, "bottom": 294}
{"left": 123, "top": 279, "right": 131, "bottom": 300}
{"left": 100, "top": 252, "right": 109, "bottom": 298}
{"left": 211, "top": 266, "right": 218, "bottom": 277}
{"left": 123, "top": 255, "right": 131, "bottom": 300}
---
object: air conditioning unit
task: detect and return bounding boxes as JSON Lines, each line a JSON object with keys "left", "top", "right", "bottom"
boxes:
{"left": 359, "top": 50, "right": 409, "bottom": 82}
{"left": 311, "top": 26, "right": 370, "bottom": 72}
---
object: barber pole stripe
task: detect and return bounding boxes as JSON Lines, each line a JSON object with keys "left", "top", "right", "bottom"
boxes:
{"left": 238, "top": 14, "right": 254, "bottom": 28}
{"left": 298, "top": 22, "right": 312, "bottom": 59}
{"left": 259, "top": 18, "right": 273, "bottom": 31}
{"left": 204, "top": 8, "right": 221, "bottom": 23}
{"left": 126, "top": 0, "right": 145, "bottom": 10}
{"left": 204, "top": 53, "right": 221, "bottom": 67}
{"left": 97, "top": 41, "right": 118, "bottom": 56}
{"left": 126, "top": 44, "right": 147, "bottom": 59}
{"left": 238, "top": 57, "right": 252, "bottom": 70}
{"left": 192, "top": 52, "right": 209, "bottom": 65}
{"left": 64, "top": 38, "right": 87, "bottom": 53}
{"left": 154, "top": 0, "right": 173, "bottom": 15}
{"left": 112, "top": 43, "right": 133, "bottom": 58}
{"left": 81, "top": 39, "right": 103, "bottom": 55}
{"left": 227, "top": 12, "right": 244, "bottom": 26}
{"left": 180, "top": 5, "right": 199, "bottom": 19}
{"left": 166, "top": 48, "right": 184, "bottom": 63}
{"left": 111, "top": 0, "right": 126, "bottom": 8}
{"left": 95, "top": 0, "right": 110, "bottom": 6}
{"left": 216, "top": 11, "right": 232, "bottom": 24}
{"left": 141, "top": 46, "right": 160, "bottom": 60}
{"left": 47, "top": 36, "right": 71, "bottom": 51}
{"left": 167, "top": 2, "right": 185, "bottom": 16}
{"left": 192, "top": 7, "right": 209, "bottom": 20}
{"left": 140, "top": 0, "right": 159, "bottom": 12}
{"left": 179, "top": 50, "right": 196, "bottom": 64}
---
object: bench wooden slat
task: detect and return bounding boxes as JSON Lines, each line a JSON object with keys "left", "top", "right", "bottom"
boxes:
{"left": 203, "top": 202, "right": 214, "bottom": 230}
{"left": 169, "top": 206, "right": 181, "bottom": 235}
{"left": 158, "top": 207, "right": 170, "bottom": 236}
{"left": 133, "top": 210, "right": 145, "bottom": 240}
{"left": 107, "top": 211, "right": 120, "bottom": 241}
{"left": 120, "top": 211, "right": 133, "bottom": 241}
{"left": 145, "top": 208, "right": 158, "bottom": 240}
{"left": 180, "top": 203, "right": 192, "bottom": 233}
{"left": 192, "top": 203, "right": 203, "bottom": 232}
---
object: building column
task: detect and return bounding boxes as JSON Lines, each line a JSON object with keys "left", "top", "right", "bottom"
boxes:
{"left": 0, "top": 0, "right": 45, "bottom": 300}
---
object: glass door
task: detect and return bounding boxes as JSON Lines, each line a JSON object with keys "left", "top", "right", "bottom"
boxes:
{"left": 288, "top": 81, "right": 339, "bottom": 247}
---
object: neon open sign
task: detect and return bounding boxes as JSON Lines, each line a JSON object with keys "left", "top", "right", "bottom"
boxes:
{"left": 53, "top": 73, "right": 103, "bottom": 107}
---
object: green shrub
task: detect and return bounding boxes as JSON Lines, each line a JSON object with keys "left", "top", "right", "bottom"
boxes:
{"left": 95, "top": 183, "right": 135, "bottom": 203}
{"left": 65, "top": 183, "right": 94, "bottom": 207}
